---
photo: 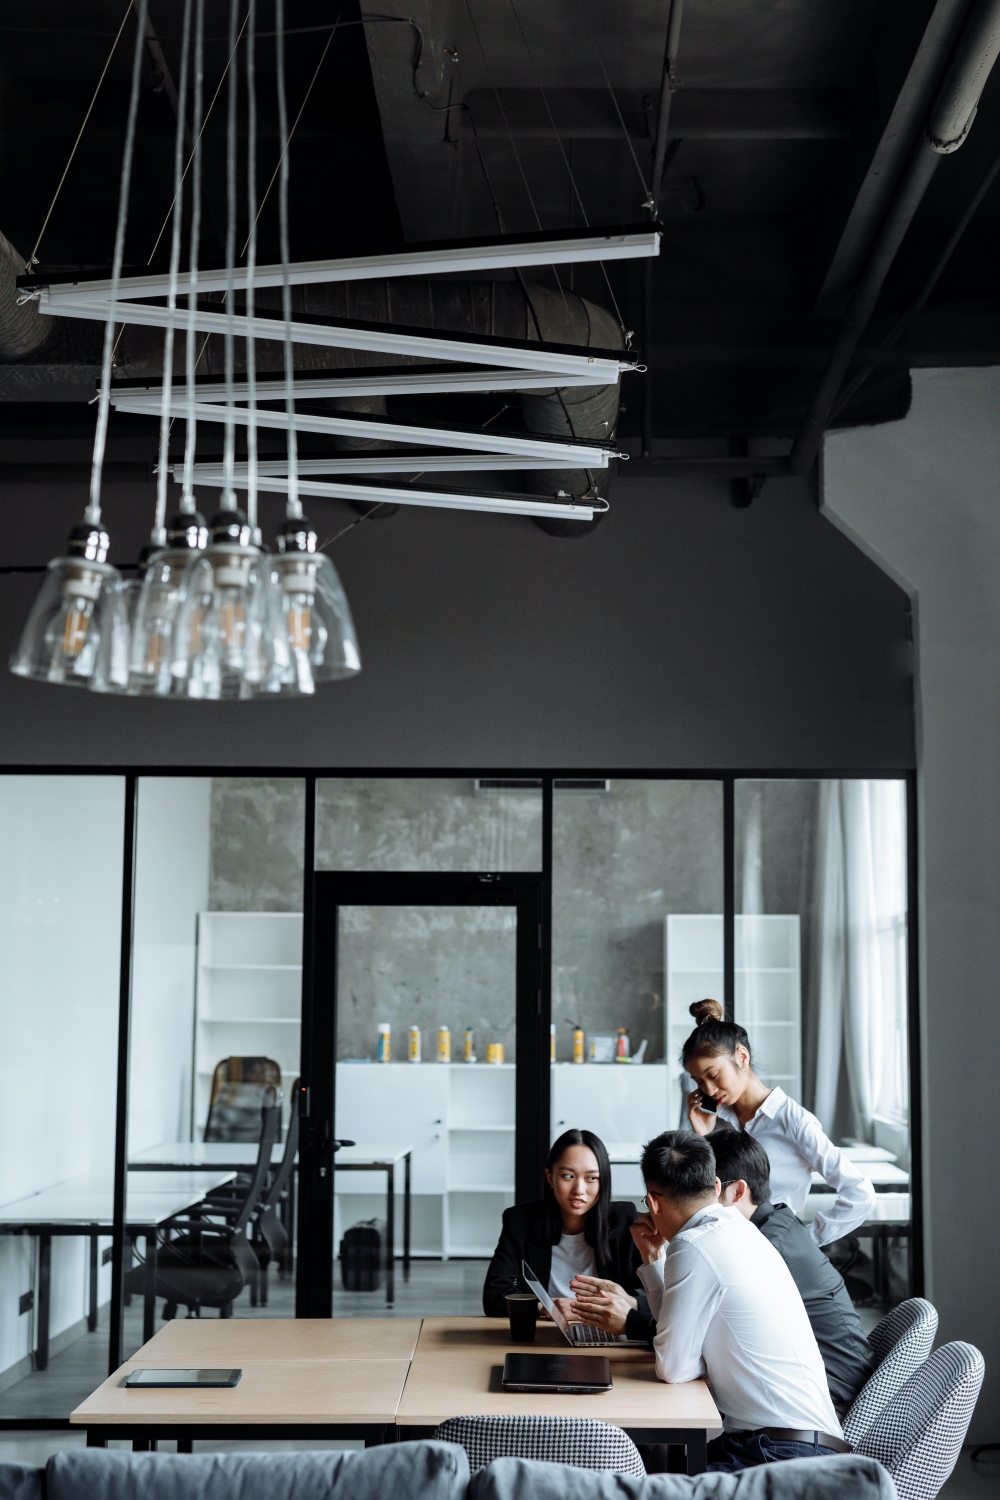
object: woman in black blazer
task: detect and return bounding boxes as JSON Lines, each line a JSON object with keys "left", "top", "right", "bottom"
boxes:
{"left": 482, "top": 1128, "right": 643, "bottom": 1317}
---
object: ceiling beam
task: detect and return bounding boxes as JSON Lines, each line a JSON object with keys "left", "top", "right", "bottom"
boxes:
{"left": 462, "top": 88, "right": 848, "bottom": 141}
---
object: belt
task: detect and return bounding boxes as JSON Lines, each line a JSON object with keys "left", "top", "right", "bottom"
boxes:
{"left": 733, "top": 1428, "right": 852, "bottom": 1455}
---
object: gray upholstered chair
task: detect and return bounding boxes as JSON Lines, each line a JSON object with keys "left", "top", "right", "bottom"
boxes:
{"left": 842, "top": 1296, "right": 938, "bottom": 1447}
{"left": 853, "top": 1341, "right": 984, "bottom": 1500}
{"left": 433, "top": 1416, "right": 645, "bottom": 1476}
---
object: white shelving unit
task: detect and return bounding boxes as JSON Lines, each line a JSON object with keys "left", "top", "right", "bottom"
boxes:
{"left": 192, "top": 911, "right": 303, "bottom": 1136}
{"left": 665, "top": 913, "right": 801, "bottom": 1124}
{"left": 334, "top": 1062, "right": 515, "bottom": 1259}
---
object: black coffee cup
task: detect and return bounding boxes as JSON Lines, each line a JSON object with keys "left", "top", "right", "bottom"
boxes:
{"left": 505, "top": 1291, "right": 539, "bottom": 1343}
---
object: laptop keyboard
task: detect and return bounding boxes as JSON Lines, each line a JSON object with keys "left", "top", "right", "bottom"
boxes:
{"left": 570, "top": 1323, "right": 614, "bottom": 1346}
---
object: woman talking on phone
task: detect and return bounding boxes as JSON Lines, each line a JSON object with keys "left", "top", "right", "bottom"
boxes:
{"left": 482, "top": 1128, "right": 642, "bottom": 1318}
{"left": 683, "top": 1000, "right": 875, "bottom": 1246}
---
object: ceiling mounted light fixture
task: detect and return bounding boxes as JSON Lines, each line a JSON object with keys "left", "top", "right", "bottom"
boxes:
{"left": 9, "top": 521, "right": 128, "bottom": 689}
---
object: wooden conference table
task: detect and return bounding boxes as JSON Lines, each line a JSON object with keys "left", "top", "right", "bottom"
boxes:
{"left": 72, "top": 1316, "right": 720, "bottom": 1471}
{"left": 130, "top": 1143, "right": 414, "bottom": 1305}
{"left": 0, "top": 1171, "right": 236, "bottom": 1368}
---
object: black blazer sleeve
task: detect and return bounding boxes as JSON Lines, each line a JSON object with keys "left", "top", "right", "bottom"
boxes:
{"left": 482, "top": 1203, "right": 552, "bottom": 1316}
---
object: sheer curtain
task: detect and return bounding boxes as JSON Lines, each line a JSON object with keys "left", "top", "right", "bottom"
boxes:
{"left": 813, "top": 780, "right": 908, "bottom": 1140}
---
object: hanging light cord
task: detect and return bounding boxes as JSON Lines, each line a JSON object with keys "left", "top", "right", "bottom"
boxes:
{"left": 245, "top": 0, "right": 258, "bottom": 534}
{"left": 88, "top": 0, "right": 149, "bottom": 526}
{"left": 275, "top": 0, "right": 300, "bottom": 521}
{"left": 222, "top": 0, "right": 240, "bottom": 510}
{"left": 146, "top": 4, "right": 253, "bottom": 266}
{"left": 27, "top": 0, "right": 133, "bottom": 269}
{"left": 181, "top": 0, "right": 206, "bottom": 511}
{"left": 240, "top": 16, "right": 341, "bottom": 259}
{"left": 154, "top": 0, "right": 194, "bottom": 543}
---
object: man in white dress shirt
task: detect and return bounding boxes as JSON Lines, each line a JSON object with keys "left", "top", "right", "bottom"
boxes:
{"left": 634, "top": 1130, "right": 850, "bottom": 1472}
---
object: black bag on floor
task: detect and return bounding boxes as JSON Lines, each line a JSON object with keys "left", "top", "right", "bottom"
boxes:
{"left": 339, "top": 1218, "right": 383, "bottom": 1291}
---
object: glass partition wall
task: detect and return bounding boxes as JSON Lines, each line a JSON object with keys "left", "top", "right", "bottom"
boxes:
{"left": 0, "top": 776, "right": 126, "bottom": 1422}
{"left": 124, "top": 778, "right": 305, "bottom": 1354}
{"left": 735, "top": 780, "right": 913, "bottom": 1306}
{"left": 0, "top": 770, "right": 917, "bottom": 1424}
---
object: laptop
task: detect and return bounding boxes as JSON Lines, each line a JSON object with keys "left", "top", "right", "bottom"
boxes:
{"left": 502, "top": 1352, "right": 612, "bottom": 1393}
{"left": 521, "top": 1259, "right": 650, "bottom": 1348}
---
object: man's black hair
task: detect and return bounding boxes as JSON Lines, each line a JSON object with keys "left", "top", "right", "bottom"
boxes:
{"left": 706, "top": 1129, "right": 772, "bottom": 1207}
{"left": 640, "top": 1130, "right": 718, "bottom": 1201}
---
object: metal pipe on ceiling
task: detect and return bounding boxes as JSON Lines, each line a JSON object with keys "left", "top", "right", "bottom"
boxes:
{"left": 787, "top": 0, "right": 1000, "bottom": 476}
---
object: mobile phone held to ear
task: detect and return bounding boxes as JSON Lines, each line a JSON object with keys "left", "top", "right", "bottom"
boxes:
{"left": 698, "top": 1094, "right": 718, "bottom": 1115}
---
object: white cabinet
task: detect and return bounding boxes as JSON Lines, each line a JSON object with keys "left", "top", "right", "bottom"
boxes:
{"left": 665, "top": 913, "right": 801, "bottom": 1124}
{"left": 193, "top": 911, "right": 302, "bottom": 1135}
{"left": 334, "top": 1062, "right": 515, "bottom": 1259}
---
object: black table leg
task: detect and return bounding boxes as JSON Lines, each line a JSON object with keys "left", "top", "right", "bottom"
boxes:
{"left": 403, "top": 1153, "right": 411, "bottom": 1283}
{"left": 87, "top": 1433, "right": 108, "bottom": 1448}
{"left": 386, "top": 1164, "right": 395, "bottom": 1307}
{"left": 36, "top": 1234, "right": 51, "bottom": 1371}
{"left": 88, "top": 1229, "right": 98, "bottom": 1332}
{"left": 686, "top": 1432, "right": 707, "bottom": 1474}
{"left": 132, "top": 1439, "right": 157, "bottom": 1452}
{"left": 144, "top": 1231, "right": 158, "bottom": 1344}
{"left": 177, "top": 1440, "right": 193, "bottom": 1454}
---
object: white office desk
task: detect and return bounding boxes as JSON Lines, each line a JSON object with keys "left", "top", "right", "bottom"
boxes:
{"left": 0, "top": 1170, "right": 235, "bottom": 1369}
{"left": 130, "top": 1142, "right": 415, "bottom": 1304}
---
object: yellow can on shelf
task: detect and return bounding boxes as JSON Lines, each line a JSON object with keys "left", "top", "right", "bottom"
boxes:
{"left": 408, "top": 1026, "right": 421, "bottom": 1063}
{"left": 573, "top": 1028, "right": 584, "bottom": 1064}
{"left": 463, "top": 1027, "right": 476, "bottom": 1063}
{"left": 486, "top": 1042, "right": 505, "bottom": 1065}
{"left": 377, "top": 1023, "right": 391, "bottom": 1063}
{"left": 437, "top": 1026, "right": 451, "bottom": 1063}
{"left": 550, "top": 1023, "right": 556, "bottom": 1062}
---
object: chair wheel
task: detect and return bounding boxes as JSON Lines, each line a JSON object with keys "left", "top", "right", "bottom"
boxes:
{"left": 221, "top": 1301, "right": 233, "bottom": 1318}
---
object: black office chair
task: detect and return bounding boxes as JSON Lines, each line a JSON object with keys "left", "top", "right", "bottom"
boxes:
{"left": 126, "top": 1105, "right": 281, "bottom": 1318}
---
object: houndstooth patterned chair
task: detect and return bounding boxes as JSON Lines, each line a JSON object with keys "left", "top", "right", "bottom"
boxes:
{"left": 843, "top": 1297, "right": 938, "bottom": 1448}
{"left": 853, "top": 1342, "right": 984, "bottom": 1500}
{"left": 433, "top": 1416, "right": 646, "bottom": 1475}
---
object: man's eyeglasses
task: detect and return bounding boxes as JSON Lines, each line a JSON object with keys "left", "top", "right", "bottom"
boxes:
{"left": 642, "top": 1181, "right": 736, "bottom": 1209}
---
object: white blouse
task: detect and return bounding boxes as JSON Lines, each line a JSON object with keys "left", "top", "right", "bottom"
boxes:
{"left": 716, "top": 1087, "right": 876, "bottom": 1247}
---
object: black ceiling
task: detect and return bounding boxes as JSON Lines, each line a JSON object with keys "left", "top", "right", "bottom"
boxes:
{"left": 0, "top": 0, "right": 998, "bottom": 450}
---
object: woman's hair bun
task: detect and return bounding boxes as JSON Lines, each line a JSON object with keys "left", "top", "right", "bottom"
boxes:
{"left": 689, "top": 998, "right": 725, "bottom": 1025}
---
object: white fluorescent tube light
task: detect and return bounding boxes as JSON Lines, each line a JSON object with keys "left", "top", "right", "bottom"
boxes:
{"left": 187, "top": 453, "right": 608, "bottom": 476}
{"left": 35, "top": 227, "right": 659, "bottom": 303}
{"left": 115, "top": 366, "right": 611, "bottom": 402}
{"left": 111, "top": 395, "right": 615, "bottom": 464}
{"left": 48, "top": 297, "right": 628, "bottom": 380}
{"left": 179, "top": 470, "right": 603, "bottom": 520}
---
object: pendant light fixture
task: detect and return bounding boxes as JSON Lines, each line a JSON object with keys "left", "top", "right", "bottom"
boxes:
{"left": 269, "top": 513, "right": 361, "bottom": 694}
{"left": 10, "top": 521, "right": 128, "bottom": 688}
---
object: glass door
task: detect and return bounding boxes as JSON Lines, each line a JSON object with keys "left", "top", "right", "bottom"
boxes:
{"left": 298, "top": 872, "right": 543, "bottom": 1318}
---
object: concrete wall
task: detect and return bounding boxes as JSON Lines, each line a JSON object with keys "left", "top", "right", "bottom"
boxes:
{"left": 0, "top": 471, "right": 913, "bottom": 770}
{"left": 208, "top": 778, "right": 305, "bottom": 912}
{"left": 824, "top": 368, "right": 1000, "bottom": 1440}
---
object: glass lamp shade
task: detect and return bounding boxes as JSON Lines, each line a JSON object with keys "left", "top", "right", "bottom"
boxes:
{"left": 9, "top": 523, "right": 126, "bottom": 688}
{"left": 168, "top": 507, "right": 269, "bottom": 700}
{"left": 270, "top": 516, "right": 361, "bottom": 691}
{"left": 129, "top": 553, "right": 204, "bottom": 699}
{"left": 90, "top": 575, "right": 139, "bottom": 694}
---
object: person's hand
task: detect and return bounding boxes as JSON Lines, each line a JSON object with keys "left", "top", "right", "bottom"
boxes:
{"left": 570, "top": 1274, "right": 638, "bottom": 1311}
{"left": 551, "top": 1296, "right": 581, "bottom": 1323}
{"left": 687, "top": 1088, "right": 717, "bottom": 1136}
{"left": 631, "top": 1212, "right": 666, "bottom": 1264}
{"left": 568, "top": 1276, "right": 635, "bottom": 1334}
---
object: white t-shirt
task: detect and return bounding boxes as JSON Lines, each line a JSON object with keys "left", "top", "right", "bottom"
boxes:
{"left": 548, "top": 1231, "right": 596, "bottom": 1299}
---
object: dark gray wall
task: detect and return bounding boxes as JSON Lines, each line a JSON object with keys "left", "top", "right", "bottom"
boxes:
{"left": 0, "top": 469, "right": 914, "bottom": 769}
